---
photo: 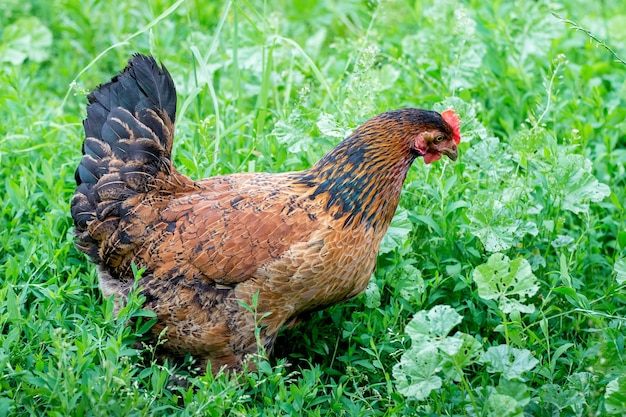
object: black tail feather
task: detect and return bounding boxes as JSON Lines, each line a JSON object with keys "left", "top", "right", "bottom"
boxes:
{"left": 71, "top": 54, "right": 178, "bottom": 264}
{"left": 76, "top": 54, "right": 176, "bottom": 187}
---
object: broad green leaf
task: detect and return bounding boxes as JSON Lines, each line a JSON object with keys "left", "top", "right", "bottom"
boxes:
{"left": 472, "top": 253, "right": 539, "bottom": 314}
{"left": 605, "top": 376, "right": 626, "bottom": 415}
{"left": 441, "top": 332, "right": 483, "bottom": 381}
{"left": 389, "top": 263, "right": 425, "bottom": 302}
{"left": 394, "top": 306, "right": 471, "bottom": 400}
{"left": 316, "top": 112, "right": 352, "bottom": 139}
{"left": 0, "top": 17, "right": 52, "bottom": 65}
{"left": 485, "top": 393, "right": 524, "bottom": 417}
{"left": 552, "top": 234, "right": 575, "bottom": 248}
{"left": 272, "top": 120, "right": 309, "bottom": 153}
{"left": 462, "top": 136, "right": 512, "bottom": 181}
{"left": 540, "top": 384, "right": 585, "bottom": 412}
{"left": 392, "top": 346, "right": 443, "bottom": 401}
{"left": 568, "top": 372, "right": 597, "bottom": 396}
{"left": 615, "top": 257, "right": 626, "bottom": 285}
{"left": 545, "top": 154, "right": 610, "bottom": 215}
{"left": 404, "top": 306, "right": 464, "bottom": 357}
{"left": 379, "top": 208, "right": 413, "bottom": 254}
{"left": 480, "top": 345, "right": 539, "bottom": 381}
{"left": 496, "top": 380, "right": 531, "bottom": 407}
{"left": 468, "top": 197, "right": 538, "bottom": 253}
{"left": 272, "top": 108, "right": 315, "bottom": 153}
{"left": 450, "top": 332, "right": 483, "bottom": 366}
{"left": 405, "top": 305, "right": 463, "bottom": 340}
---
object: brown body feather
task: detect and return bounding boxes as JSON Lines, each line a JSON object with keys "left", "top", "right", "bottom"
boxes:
{"left": 71, "top": 54, "right": 459, "bottom": 373}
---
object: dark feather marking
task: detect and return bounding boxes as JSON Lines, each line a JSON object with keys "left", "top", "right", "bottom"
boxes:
{"left": 295, "top": 108, "right": 450, "bottom": 230}
{"left": 230, "top": 196, "right": 244, "bottom": 209}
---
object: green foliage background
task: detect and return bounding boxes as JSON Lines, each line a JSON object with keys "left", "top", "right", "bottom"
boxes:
{"left": 1, "top": 0, "right": 625, "bottom": 415}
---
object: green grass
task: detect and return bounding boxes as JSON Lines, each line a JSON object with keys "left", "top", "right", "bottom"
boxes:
{"left": 1, "top": 0, "right": 625, "bottom": 415}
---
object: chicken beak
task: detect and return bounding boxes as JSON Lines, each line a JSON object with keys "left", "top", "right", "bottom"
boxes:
{"left": 444, "top": 146, "right": 458, "bottom": 161}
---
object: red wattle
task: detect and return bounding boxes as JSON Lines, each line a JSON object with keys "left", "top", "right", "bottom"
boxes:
{"left": 424, "top": 152, "right": 442, "bottom": 164}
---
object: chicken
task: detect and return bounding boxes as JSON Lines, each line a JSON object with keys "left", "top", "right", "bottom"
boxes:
{"left": 71, "top": 54, "right": 461, "bottom": 374}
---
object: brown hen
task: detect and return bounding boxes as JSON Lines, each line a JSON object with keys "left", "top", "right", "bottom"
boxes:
{"left": 71, "top": 54, "right": 461, "bottom": 374}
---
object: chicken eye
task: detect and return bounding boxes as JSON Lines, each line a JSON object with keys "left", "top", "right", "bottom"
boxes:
{"left": 435, "top": 135, "right": 444, "bottom": 143}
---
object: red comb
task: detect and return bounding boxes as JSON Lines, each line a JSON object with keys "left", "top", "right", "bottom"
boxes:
{"left": 441, "top": 109, "right": 461, "bottom": 145}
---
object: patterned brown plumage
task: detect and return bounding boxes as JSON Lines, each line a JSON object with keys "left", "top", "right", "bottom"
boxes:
{"left": 71, "top": 54, "right": 460, "bottom": 374}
